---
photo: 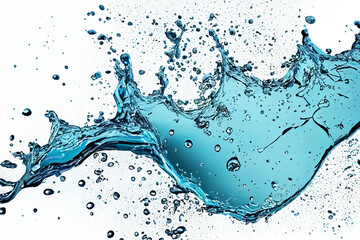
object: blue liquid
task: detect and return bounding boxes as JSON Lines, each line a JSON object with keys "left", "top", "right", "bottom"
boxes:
{"left": 0, "top": 24, "right": 359, "bottom": 223}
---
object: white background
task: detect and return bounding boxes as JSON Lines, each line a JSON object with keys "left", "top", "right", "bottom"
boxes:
{"left": 0, "top": 0, "right": 360, "bottom": 239}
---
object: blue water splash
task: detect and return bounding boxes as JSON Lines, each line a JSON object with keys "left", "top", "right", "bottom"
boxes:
{"left": 1, "top": 23, "right": 360, "bottom": 223}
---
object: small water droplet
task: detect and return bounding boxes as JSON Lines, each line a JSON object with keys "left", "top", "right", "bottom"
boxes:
{"left": 143, "top": 208, "right": 150, "bottom": 215}
{"left": 169, "top": 129, "right": 174, "bottom": 136}
{"left": 52, "top": 74, "right": 60, "bottom": 80}
{"left": 86, "top": 202, "right": 95, "bottom": 210}
{"left": 22, "top": 108, "right": 32, "bottom": 116}
{"left": 113, "top": 192, "right": 120, "bottom": 200}
{"left": 78, "top": 180, "right": 86, "bottom": 187}
{"left": 100, "top": 152, "right": 108, "bottom": 162}
{"left": 43, "top": 188, "right": 54, "bottom": 196}
{"left": 0, "top": 207, "right": 6, "bottom": 215}
{"left": 305, "top": 16, "right": 316, "bottom": 24}
{"left": 175, "top": 226, "right": 186, "bottom": 234}
{"left": 107, "top": 230, "right": 114, "bottom": 238}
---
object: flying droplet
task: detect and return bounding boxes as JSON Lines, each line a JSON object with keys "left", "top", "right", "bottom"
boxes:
{"left": 0, "top": 207, "right": 6, "bottom": 215}
{"left": 305, "top": 16, "right": 316, "bottom": 24}
{"left": 143, "top": 208, "right": 150, "bottom": 215}
{"left": 78, "top": 180, "right": 86, "bottom": 187}
{"left": 43, "top": 188, "right": 54, "bottom": 196}
{"left": 86, "top": 202, "right": 95, "bottom": 210}
{"left": 1, "top": 160, "right": 17, "bottom": 169}
{"left": 22, "top": 108, "right": 32, "bottom": 116}
{"left": 175, "top": 226, "right": 186, "bottom": 234}
{"left": 87, "top": 29, "right": 97, "bottom": 35}
{"left": 107, "top": 230, "right": 114, "bottom": 238}
{"left": 113, "top": 192, "right": 120, "bottom": 200}
{"left": 100, "top": 152, "right": 108, "bottom": 162}
{"left": 52, "top": 74, "right": 60, "bottom": 80}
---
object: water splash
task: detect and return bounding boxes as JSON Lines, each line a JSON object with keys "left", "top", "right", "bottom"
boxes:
{"left": 1, "top": 23, "right": 360, "bottom": 223}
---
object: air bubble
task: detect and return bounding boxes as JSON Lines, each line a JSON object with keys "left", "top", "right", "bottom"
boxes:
{"left": 226, "top": 157, "right": 241, "bottom": 172}
{"left": 214, "top": 144, "right": 221, "bottom": 152}
{"left": 184, "top": 140, "right": 193, "bottom": 148}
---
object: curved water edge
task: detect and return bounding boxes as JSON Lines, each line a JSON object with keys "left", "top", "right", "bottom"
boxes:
{"left": 1, "top": 24, "right": 360, "bottom": 223}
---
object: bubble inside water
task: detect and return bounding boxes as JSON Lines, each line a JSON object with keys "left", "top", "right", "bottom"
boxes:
{"left": 226, "top": 157, "right": 241, "bottom": 172}
{"left": 184, "top": 140, "right": 193, "bottom": 148}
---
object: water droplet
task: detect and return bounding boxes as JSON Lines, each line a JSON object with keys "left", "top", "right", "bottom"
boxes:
{"left": 9, "top": 135, "right": 14, "bottom": 141}
{"left": 22, "top": 108, "right": 32, "bottom": 116}
{"left": 150, "top": 190, "right": 156, "bottom": 196}
{"left": 60, "top": 176, "right": 66, "bottom": 182}
{"left": 214, "top": 144, "right": 221, "bottom": 152}
{"left": 113, "top": 192, "right": 120, "bottom": 200}
{"left": 100, "top": 152, "right": 108, "bottom": 162}
{"left": 1, "top": 160, "right": 17, "bottom": 169}
{"left": 143, "top": 208, "right": 150, "bottom": 215}
{"left": 87, "top": 29, "right": 97, "bottom": 35}
{"left": 0, "top": 207, "right": 6, "bottom": 215}
{"left": 99, "top": 5, "right": 105, "bottom": 10}
{"left": 139, "top": 70, "right": 145, "bottom": 75}
{"left": 226, "top": 157, "right": 241, "bottom": 172}
{"left": 355, "top": 21, "right": 360, "bottom": 29}
{"left": 86, "top": 202, "right": 95, "bottom": 210}
{"left": 305, "top": 16, "right": 316, "bottom": 24}
{"left": 248, "top": 19, "right": 254, "bottom": 24}
{"left": 175, "top": 226, "right": 186, "bottom": 234}
{"left": 107, "top": 230, "right": 114, "bottom": 238}
{"left": 184, "top": 140, "right": 193, "bottom": 148}
{"left": 169, "top": 129, "right": 174, "bottom": 136}
{"left": 43, "top": 188, "right": 54, "bottom": 196}
{"left": 91, "top": 71, "right": 102, "bottom": 80}
{"left": 78, "top": 180, "right": 86, "bottom": 187}
{"left": 52, "top": 74, "right": 60, "bottom": 80}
